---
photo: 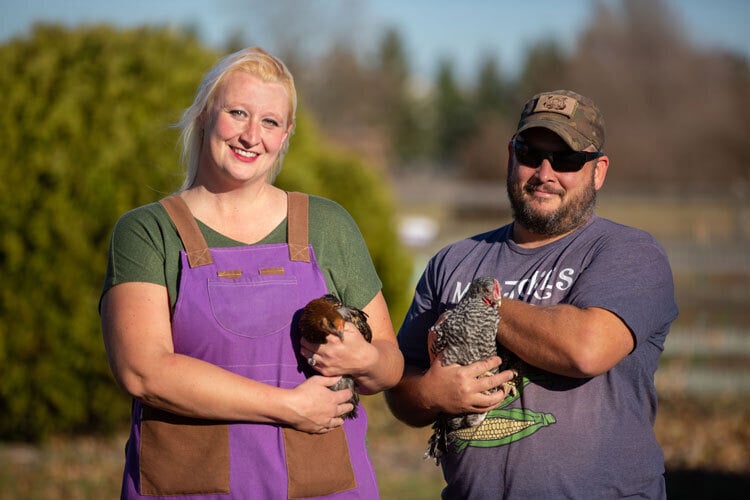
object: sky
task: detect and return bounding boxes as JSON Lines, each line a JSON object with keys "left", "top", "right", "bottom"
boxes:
{"left": 1, "top": 0, "right": 748, "bottom": 81}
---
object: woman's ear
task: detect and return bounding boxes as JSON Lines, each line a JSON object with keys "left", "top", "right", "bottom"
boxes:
{"left": 283, "top": 122, "right": 293, "bottom": 143}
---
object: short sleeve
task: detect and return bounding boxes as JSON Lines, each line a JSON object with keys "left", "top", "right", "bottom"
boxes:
{"left": 396, "top": 259, "right": 441, "bottom": 369}
{"left": 307, "top": 196, "right": 383, "bottom": 311}
{"left": 101, "top": 203, "right": 178, "bottom": 298}
{"left": 567, "top": 229, "right": 678, "bottom": 347}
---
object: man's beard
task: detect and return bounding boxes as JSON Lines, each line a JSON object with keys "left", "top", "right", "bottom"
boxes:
{"left": 506, "top": 169, "right": 597, "bottom": 237}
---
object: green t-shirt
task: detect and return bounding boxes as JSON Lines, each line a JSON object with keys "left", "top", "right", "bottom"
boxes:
{"left": 102, "top": 194, "right": 382, "bottom": 310}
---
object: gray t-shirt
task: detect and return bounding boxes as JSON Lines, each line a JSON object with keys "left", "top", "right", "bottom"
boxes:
{"left": 398, "top": 215, "right": 678, "bottom": 499}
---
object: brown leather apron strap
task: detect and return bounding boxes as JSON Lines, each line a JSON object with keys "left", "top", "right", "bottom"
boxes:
{"left": 159, "top": 195, "right": 214, "bottom": 268}
{"left": 287, "top": 192, "right": 310, "bottom": 263}
{"left": 161, "top": 192, "right": 308, "bottom": 266}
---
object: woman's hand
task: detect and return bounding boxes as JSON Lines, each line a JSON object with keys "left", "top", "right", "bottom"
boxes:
{"left": 299, "top": 291, "right": 404, "bottom": 394}
{"left": 300, "top": 322, "right": 376, "bottom": 378}
{"left": 102, "top": 282, "right": 353, "bottom": 429}
{"left": 285, "top": 376, "right": 355, "bottom": 433}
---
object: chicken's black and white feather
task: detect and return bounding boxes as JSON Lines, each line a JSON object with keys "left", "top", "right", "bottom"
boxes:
{"left": 426, "top": 276, "right": 520, "bottom": 464}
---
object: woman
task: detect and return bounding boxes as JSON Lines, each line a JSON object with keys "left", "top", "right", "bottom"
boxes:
{"left": 100, "top": 46, "right": 403, "bottom": 499}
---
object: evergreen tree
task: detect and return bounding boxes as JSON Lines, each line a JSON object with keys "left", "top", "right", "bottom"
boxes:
{"left": 515, "top": 40, "right": 569, "bottom": 105}
{"left": 376, "top": 27, "right": 424, "bottom": 163}
{"left": 474, "top": 54, "right": 511, "bottom": 118}
{"left": 432, "top": 59, "right": 476, "bottom": 166}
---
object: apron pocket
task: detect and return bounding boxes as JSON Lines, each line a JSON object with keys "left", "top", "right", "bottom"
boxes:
{"left": 208, "top": 279, "right": 300, "bottom": 338}
{"left": 139, "top": 405, "right": 230, "bottom": 495}
{"left": 283, "top": 426, "right": 357, "bottom": 499}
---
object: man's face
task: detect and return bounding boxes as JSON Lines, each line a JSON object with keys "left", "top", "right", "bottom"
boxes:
{"left": 506, "top": 128, "right": 607, "bottom": 238}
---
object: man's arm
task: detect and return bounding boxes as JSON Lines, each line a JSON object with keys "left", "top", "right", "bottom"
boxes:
{"left": 497, "top": 299, "right": 634, "bottom": 378}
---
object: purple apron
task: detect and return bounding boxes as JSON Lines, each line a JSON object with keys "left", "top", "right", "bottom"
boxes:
{"left": 120, "top": 192, "right": 379, "bottom": 499}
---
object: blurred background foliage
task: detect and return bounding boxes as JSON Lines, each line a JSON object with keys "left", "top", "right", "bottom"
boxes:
{"left": 0, "top": 0, "right": 748, "bottom": 496}
{"left": 0, "top": 25, "right": 218, "bottom": 440}
{"left": 276, "top": 114, "right": 414, "bottom": 324}
{"left": 279, "top": 0, "right": 749, "bottom": 189}
{"left": 0, "top": 23, "right": 413, "bottom": 441}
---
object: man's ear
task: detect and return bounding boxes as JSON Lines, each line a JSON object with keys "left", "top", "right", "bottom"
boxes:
{"left": 593, "top": 155, "right": 610, "bottom": 190}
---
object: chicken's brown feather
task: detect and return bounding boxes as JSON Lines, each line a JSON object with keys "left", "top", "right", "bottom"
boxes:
{"left": 297, "top": 294, "right": 373, "bottom": 419}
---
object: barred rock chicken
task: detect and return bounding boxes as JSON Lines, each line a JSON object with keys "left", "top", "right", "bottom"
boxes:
{"left": 298, "top": 294, "right": 372, "bottom": 419}
{"left": 426, "top": 276, "right": 521, "bottom": 464}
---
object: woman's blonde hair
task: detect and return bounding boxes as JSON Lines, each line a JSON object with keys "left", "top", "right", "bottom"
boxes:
{"left": 176, "top": 47, "right": 297, "bottom": 190}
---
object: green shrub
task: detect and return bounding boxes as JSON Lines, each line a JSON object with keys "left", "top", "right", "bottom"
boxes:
{"left": 0, "top": 25, "right": 411, "bottom": 441}
{"left": 277, "top": 114, "right": 414, "bottom": 324}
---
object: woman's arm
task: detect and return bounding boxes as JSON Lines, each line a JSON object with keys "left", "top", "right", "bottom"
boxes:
{"left": 101, "top": 281, "right": 353, "bottom": 433}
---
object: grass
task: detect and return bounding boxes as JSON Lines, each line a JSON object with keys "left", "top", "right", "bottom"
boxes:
{"left": 0, "top": 434, "right": 123, "bottom": 499}
{"left": 0, "top": 394, "right": 445, "bottom": 499}
{"left": 1, "top": 392, "right": 748, "bottom": 499}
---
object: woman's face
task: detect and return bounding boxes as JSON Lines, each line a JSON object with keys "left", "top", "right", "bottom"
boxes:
{"left": 198, "top": 71, "right": 291, "bottom": 189}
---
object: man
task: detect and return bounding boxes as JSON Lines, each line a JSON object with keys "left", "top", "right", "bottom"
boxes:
{"left": 386, "top": 90, "right": 678, "bottom": 499}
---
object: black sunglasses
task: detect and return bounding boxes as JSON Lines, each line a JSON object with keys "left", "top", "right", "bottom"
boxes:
{"left": 512, "top": 139, "right": 603, "bottom": 172}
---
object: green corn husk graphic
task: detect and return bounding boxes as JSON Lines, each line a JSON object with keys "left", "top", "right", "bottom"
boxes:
{"left": 449, "top": 407, "right": 556, "bottom": 452}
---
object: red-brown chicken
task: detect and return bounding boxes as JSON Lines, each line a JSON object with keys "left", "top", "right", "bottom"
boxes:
{"left": 297, "top": 294, "right": 372, "bottom": 419}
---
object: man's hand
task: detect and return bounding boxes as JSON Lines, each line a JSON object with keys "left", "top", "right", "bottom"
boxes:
{"left": 423, "top": 352, "right": 515, "bottom": 416}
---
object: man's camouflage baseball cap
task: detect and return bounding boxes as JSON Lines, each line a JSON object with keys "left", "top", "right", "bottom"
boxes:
{"left": 516, "top": 90, "right": 605, "bottom": 151}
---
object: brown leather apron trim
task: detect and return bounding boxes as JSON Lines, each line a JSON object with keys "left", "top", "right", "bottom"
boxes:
{"left": 282, "top": 426, "right": 357, "bottom": 498}
{"left": 139, "top": 405, "right": 230, "bottom": 495}
{"left": 159, "top": 195, "right": 213, "bottom": 268}
{"left": 287, "top": 192, "right": 311, "bottom": 263}
{"left": 283, "top": 191, "right": 358, "bottom": 496}
{"left": 155, "top": 191, "right": 353, "bottom": 497}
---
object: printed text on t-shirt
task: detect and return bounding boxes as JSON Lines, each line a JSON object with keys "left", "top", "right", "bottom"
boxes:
{"left": 452, "top": 268, "right": 576, "bottom": 304}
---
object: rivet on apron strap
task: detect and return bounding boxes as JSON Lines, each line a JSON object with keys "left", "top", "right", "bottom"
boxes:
{"left": 286, "top": 192, "right": 311, "bottom": 263}
{"left": 159, "top": 195, "right": 214, "bottom": 268}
